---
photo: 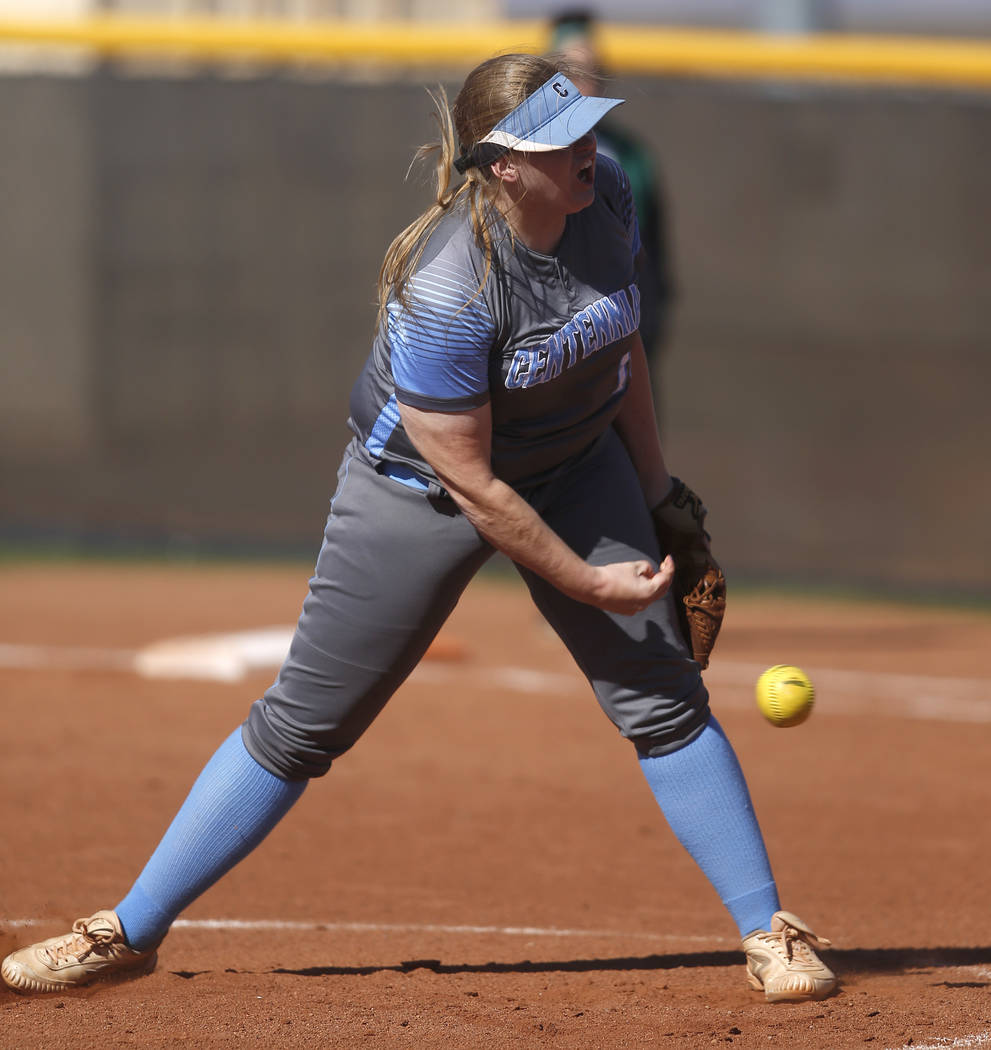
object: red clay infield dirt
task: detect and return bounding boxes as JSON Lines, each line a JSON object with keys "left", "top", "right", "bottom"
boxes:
{"left": 1, "top": 560, "right": 989, "bottom": 1049}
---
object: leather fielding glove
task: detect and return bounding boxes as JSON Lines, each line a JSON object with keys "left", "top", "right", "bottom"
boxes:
{"left": 650, "top": 477, "right": 727, "bottom": 669}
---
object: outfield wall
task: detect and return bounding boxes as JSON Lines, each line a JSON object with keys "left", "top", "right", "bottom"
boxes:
{"left": 1, "top": 69, "right": 989, "bottom": 597}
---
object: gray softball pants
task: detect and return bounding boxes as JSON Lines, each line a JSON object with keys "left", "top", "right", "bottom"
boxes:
{"left": 241, "top": 429, "right": 710, "bottom": 781}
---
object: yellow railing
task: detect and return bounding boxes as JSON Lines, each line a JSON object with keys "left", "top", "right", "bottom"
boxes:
{"left": 2, "top": 16, "right": 991, "bottom": 89}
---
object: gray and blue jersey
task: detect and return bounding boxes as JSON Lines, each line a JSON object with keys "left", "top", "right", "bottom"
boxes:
{"left": 349, "top": 155, "right": 643, "bottom": 488}
{"left": 246, "top": 155, "right": 709, "bottom": 780}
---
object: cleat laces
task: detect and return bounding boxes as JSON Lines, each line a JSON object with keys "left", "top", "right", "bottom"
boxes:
{"left": 43, "top": 918, "right": 116, "bottom": 967}
{"left": 781, "top": 917, "right": 831, "bottom": 959}
{"left": 755, "top": 920, "right": 829, "bottom": 965}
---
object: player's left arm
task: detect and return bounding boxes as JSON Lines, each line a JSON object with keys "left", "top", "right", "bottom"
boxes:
{"left": 611, "top": 330, "right": 673, "bottom": 508}
{"left": 613, "top": 331, "right": 727, "bottom": 667}
{"left": 603, "top": 155, "right": 673, "bottom": 506}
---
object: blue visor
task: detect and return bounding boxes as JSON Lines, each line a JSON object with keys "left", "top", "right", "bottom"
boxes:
{"left": 480, "top": 73, "right": 624, "bottom": 153}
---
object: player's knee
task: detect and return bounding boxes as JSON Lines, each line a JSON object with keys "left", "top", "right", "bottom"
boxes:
{"left": 241, "top": 700, "right": 358, "bottom": 781}
{"left": 627, "top": 687, "right": 711, "bottom": 758}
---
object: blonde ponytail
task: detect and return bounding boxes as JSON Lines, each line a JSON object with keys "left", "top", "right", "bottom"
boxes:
{"left": 376, "top": 88, "right": 482, "bottom": 329}
{"left": 376, "top": 54, "right": 566, "bottom": 330}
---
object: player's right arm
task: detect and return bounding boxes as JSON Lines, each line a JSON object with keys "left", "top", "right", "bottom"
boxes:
{"left": 398, "top": 399, "right": 673, "bottom": 616}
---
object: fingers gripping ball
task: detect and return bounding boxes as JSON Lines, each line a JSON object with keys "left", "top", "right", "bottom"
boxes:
{"left": 755, "top": 665, "right": 815, "bottom": 728}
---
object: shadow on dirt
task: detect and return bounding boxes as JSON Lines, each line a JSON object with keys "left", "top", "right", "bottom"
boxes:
{"left": 267, "top": 946, "right": 991, "bottom": 979}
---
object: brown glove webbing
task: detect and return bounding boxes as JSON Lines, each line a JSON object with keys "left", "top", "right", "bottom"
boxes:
{"left": 650, "top": 477, "right": 726, "bottom": 669}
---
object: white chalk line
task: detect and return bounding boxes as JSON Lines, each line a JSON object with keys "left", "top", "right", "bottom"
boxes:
{"left": 0, "top": 642, "right": 140, "bottom": 673}
{"left": 888, "top": 1033, "right": 991, "bottom": 1050}
{"left": 0, "top": 631, "right": 988, "bottom": 723}
{"left": 171, "top": 919, "right": 723, "bottom": 944}
{"left": 1, "top": 916, "right": 725, "bottom": 945}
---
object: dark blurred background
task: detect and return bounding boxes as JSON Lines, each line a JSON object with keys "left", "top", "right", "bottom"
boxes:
{"left": 1, "top": 3, "right": 989, "bottom": 600}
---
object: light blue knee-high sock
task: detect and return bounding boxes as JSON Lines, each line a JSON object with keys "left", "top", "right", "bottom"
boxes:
{"left": 638, "top": 714, "right": 780, "bottom": 938}
{"left": 115, "top": 728, "right": 307, "bottom": 951}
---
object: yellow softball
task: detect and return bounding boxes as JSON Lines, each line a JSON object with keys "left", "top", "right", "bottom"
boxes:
{"left": 755, "top": 665, "right": 815, "bottom": 728}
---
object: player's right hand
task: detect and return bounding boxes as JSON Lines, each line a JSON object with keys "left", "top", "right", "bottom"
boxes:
{"left": 587, "top": 553, "right": 675, "bottom": 615}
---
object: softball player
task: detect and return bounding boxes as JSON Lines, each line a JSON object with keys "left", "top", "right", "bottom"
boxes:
{"left": 2, "top": 53, "right": 835, "bottom": 1003}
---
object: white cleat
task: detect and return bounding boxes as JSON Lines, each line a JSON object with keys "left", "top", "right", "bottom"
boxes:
{"left": 742, "top": 910, "right": 837, "bottom": 1002}
{"left": 2, "top": 910, "right": 157, "bottom": 994}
